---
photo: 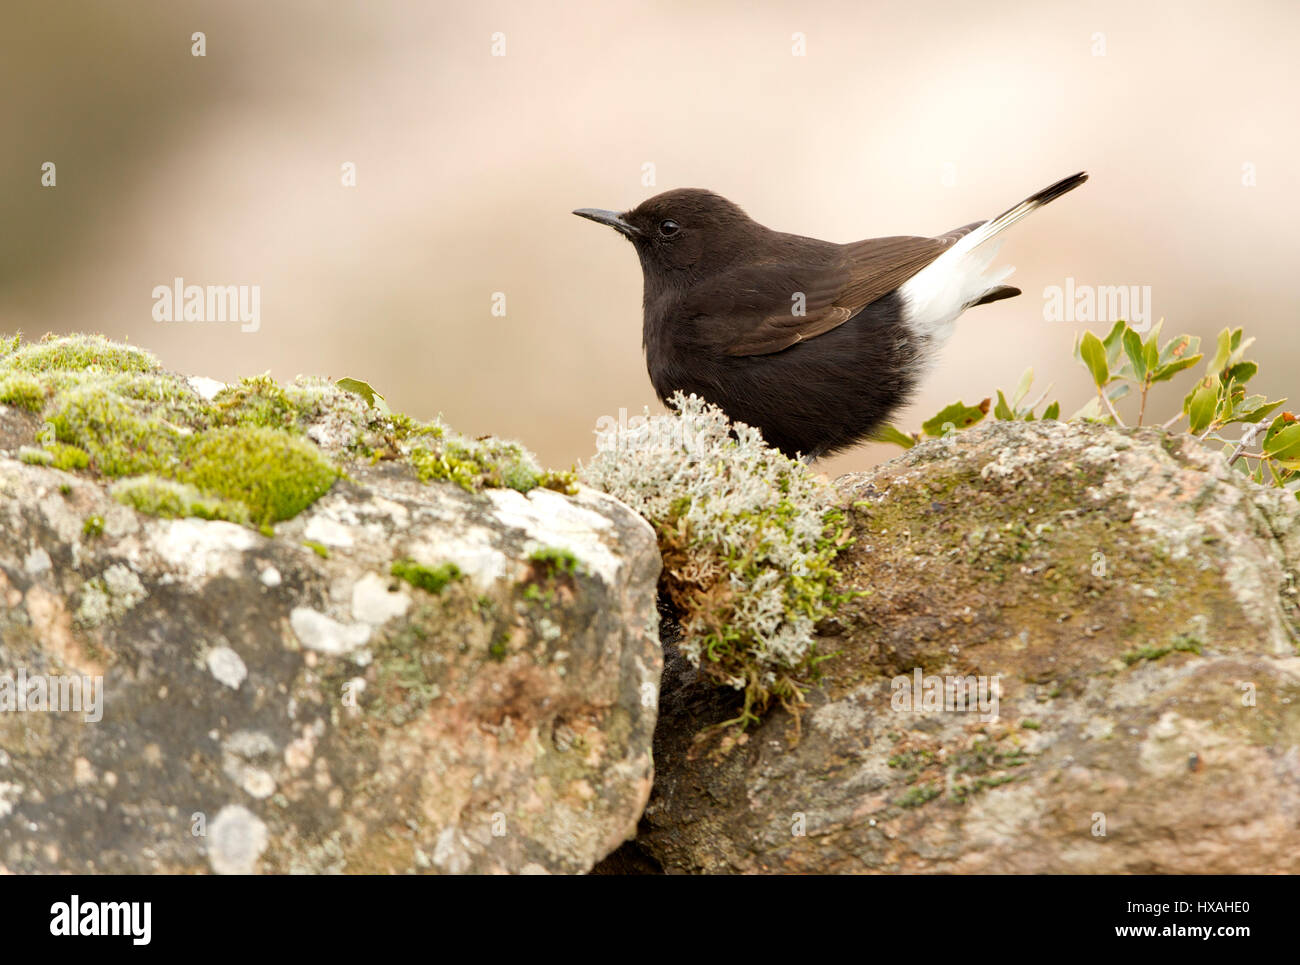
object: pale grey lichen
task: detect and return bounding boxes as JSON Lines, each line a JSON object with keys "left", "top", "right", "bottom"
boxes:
{"left": 74, "top": 563, "right": 146, "bottom": 627}
{"left": 579, "top": 392, "right": 852, "bottom": 724}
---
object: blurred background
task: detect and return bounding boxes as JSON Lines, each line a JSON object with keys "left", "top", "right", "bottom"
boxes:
{"left": 3, "top": 0, "right": 1297, "bottom": 478}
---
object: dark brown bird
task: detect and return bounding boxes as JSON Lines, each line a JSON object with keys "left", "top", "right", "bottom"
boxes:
{"left": 574, "top": 172, "right": 1087, "bottom": 460}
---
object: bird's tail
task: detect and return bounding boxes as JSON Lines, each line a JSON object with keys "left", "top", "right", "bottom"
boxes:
{"left": 899, "top": 171, "right": 1088, "bottom": 340}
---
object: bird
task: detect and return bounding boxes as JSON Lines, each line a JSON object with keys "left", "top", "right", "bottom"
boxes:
{"left": 574, "top": 171, "right": 1087, "bottom": 461}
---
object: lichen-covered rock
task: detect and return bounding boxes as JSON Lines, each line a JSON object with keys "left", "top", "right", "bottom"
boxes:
{"left": 621, "top": 419, "right": 1300, "bottom": 874}
{"left": 0, "top": 400, "right": 662, "bottom": 874}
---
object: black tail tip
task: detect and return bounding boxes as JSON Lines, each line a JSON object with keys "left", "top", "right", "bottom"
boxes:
{"left": 1030, "top": 171, "right": 1089, "bottom": 207}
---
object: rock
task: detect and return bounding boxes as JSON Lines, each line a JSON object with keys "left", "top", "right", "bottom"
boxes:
{"left": 624, "top": 420, "right": 1300, "bottom": 874}
{"left": 0, "top": 399, "right": 662, "bottom": 874}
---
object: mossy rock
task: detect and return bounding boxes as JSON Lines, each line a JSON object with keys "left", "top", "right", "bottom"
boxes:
{"left": 618, "top": 419, "right": 1300, "bottom": 874}
{"left": 0, "top": 333, "right": 577, "bottom": 528}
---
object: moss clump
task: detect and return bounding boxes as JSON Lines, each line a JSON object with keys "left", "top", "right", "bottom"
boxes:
{"left": 18, "top": 446, "right": 52, "bottom": 466}
{"left": 82, "top": 515, "right": 105, "bottom": 539}
{"left": 0, "top": 334, "right": 159, "bottom": 375}
{"left": 529, "top": 546, "right": 581, "bottom": 578}
{"left": 0, "top": 373, "right": 45, "bottom": 411}
{"left": 213, "top": 374, "right": 298, "bottom": 431}
{"left": 1123, "top": 634, "right": 1203, "bottom": 666}
{"left": 49, "top": 443, "right": 90, "bottom": 471}
{"left": 539, "top": 469, "right": 579, "bottom": 495}
{"left": 896, "top": 784, "right": 942, "bottom": 809}
{"left": 181, "top": 426, "right": 337, "bottom": 524}
{"left": 410, "top": 436, "right": 547, "bottom": 493}
{"left": 47, "top": 385, "right": 186, "bottom": 476}
{"left": 391, "top": 558, "right": 461, "bottom": 594}
{"left": 2, "top": 334, "right": 579, "bottom": 527}
{"left": 111, "top": 476, "right": 251, "bottom": 525}
{"left": 303, "top": 540, "right": 330, "bottom": 558}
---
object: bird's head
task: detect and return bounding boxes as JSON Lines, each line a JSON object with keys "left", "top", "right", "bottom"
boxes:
{"left": 574, "top": 189, "right": 762, "bottom": 285}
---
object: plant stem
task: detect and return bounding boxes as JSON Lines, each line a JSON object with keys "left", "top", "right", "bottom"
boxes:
{"left": 1099, "top": 388, "right": 1126, "bottom": 426}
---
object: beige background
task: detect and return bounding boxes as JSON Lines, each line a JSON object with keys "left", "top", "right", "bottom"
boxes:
{"left": 4, "top": 0, "right": 1297, "bottom": 478}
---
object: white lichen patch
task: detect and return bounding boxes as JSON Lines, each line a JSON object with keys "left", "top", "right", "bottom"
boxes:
{"left": 222, "top": 731, "right": 278, "bottom": 799}
{"left": 75, "top": 563, "right": 146, "bottom": 627}
{"left": 351, "top": 572, "right": 410, "bottom": 625}
{"left": 404, "top": 528, "right": 509, "bottom": 591}
{"left": 186, "top": 375, "right": 226, "bottom": 401}
{"left": 303, "top": 516, "right": 354, "bottom": 549}
{"left": 488, "top": 487, "right": 623, "bottom": 586}
{"left": 23, "top": 548, "right": 51, "bottom": 575}
{"left": 206, "top": 646, "right": 248, "bottom": 690}
{"left": 207, "top": 804, "right": 269, "bottom": 875}
{"left": 0, "top": 781, "right": 24, "bottom": 819}
{"left": 152, "top": 519, "right": 256, "bottom": 583}
{"left": 813, "top": 698, "right": 869, "bottom": 740}
{"left": 290, "top": 607, "right": 371, "bottom": 655}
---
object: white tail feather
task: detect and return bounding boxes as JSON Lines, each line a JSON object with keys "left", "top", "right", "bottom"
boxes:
{"left": 898, "top": 172, "right": 1087, "bottom": 342}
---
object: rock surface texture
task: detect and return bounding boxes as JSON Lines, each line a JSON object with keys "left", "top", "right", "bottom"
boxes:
{"left": 622, "top": 420, "right": 1300, "bottom": 873}
{"left": 0, "top": 402, "right": 662, "bottom": 874}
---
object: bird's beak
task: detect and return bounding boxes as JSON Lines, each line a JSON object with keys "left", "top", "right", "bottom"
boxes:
{"left": 573, "top": 208, "right": 640, "bottom": 239}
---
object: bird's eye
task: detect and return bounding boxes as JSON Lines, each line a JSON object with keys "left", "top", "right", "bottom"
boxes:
{"left": 659, "top": 220, "right": 680, "bottom": 237}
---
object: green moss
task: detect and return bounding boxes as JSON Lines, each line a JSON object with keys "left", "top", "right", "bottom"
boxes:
{"left": 0, "top": 373, "right": 45, "bottom": 411}
{"left": 896, "top": 784, "right": 941, "bottom": 808}
{"left": 1123, "top": 634, "right": 1203, "bottom": 666}
{"left": 111, "top": 476, "right": 251, "bottom": 525}
{"left": 213, "top": 374, "right": 298, "bottom": 431}
{"left": 303, "top": 540, "right": 331, "bottom": 559}
{"left": 181, "top": 426, "right": 336, "bottom": 524}
{"left": 82, "top": 515, "right": 105, "bottom": 539}
{"left": 529, "top": 546, "right": 581, "bottom": 578}
{"left": 539, "top": 469, "right": 579, "bottom": 495}
{"left": 410, "top": 436, "right": 545, "bottom": 493}
{"left": 18, "top": 446, "right": 52, "bottom": 465}
{"left": 50, "top": 443, "right": 90, "bottom": 471}
{"left": 522, "top": 582, "right": 555, "bottom": 608}
{"left": 3, "top": 335, "right": 576, "bottom": 531}
{"left": 489, "top": 632, "right": 510, "bottom": 661}
{"left": 47, "top": 384, "right": 185, "bottom": 476}
{"left": 0, "top": 334, "right": 159, "bottom": 375}
{"left": 390, "top": 558, "right": 461, "bottom": 594}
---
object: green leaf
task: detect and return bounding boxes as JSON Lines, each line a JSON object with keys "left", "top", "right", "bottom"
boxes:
{"left": 1079, "top": 332, "right": 1109, "bottom": 387}
{"left": 1122, "top": 328, "right": 1147, "bottom": 382}
{"left": 1207, "top": 328, "right": 1232, "bottom": 376}
{"left": 1231, "top": 397, "right": 1285, "bottom": 425}
{"left": 336, "top": 377, "right": 391, "bottom": 413}
{"left": 1158, "top": 333, "right": 1199, "bottom": 367}
{"left": 921, "top": 399, "right": 990, "bottom": 438}
{"left": 1264, "top": 423, "right": 1300, "bottom": 460}
{"left": 1225, "top": 361, "right": 1257, "bottom": 385}
{"left": 1042, "top": 401, "right": 1061, "bottom": 420}
{"left": 870, "top": 424, "right": 917, "bottom": 449}
{"left": 1101, "top": 319, "right": 1128, "bottom": 368}
{"left": 994, "top": 390, "right": 1016, "bottom": 421}
{"left": 1010, "top": 368, "right": 1034, "bottom": 409}
{"left": 1150, "top": 355, "right": 1203, "bottom": 383}
{"left": 1187, "top": 378, "right": 1219, "bottom": 433}
{"left": 1070, "top": 396, "right": 1104, "bottom": 421}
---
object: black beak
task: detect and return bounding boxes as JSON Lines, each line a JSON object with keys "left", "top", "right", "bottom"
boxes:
{"left": 573, "top": 208, "right": 640, "bottom": 239}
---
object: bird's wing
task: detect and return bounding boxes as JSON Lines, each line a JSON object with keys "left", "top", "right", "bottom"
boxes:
{"left": 703, "top": 224, "right": 983, "bottom": 357}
